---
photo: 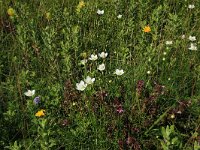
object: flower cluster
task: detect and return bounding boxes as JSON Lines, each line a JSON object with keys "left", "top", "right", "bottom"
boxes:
{"left": 188, "top": 4, "right": 195, "bottom": 9}
{"left": 188, "top": 35, "right": 197, "bottom": 51}
{"left": 76, "top": 76, "right": 95, "bottom": 91}
{"left": 24, "top": 90, "right": 45, "bottom": 117}
{"left": 76, "top": 52, "right": 125, "bottom": 91}
{"left": 96, "top": 9, "right": 123, "bottom": 19}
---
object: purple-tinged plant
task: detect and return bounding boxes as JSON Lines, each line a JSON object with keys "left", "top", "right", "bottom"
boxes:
{"left": 136, "top": 80, "right": 145, "bottom": 96}
{"left": 33, "top": 96, "right": 40, "bottom": 105}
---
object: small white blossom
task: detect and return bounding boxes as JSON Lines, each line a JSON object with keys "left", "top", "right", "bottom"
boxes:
{"left": 162, "top": 58, "right": 166, "bottom": 61}
{"left": 24, "top": 90, "right": 35, "bottom": 97}
{"left": 84, "top": 76, "right": 95, "bottom": 84}
{"left": 98, "top": 52, "right": 108, "bottom": 58}
{"left": 76, "top": 80, "right": 87, "bottom": 91}
{"left": 165, "top": 41, "right": 173, "bottom": 45}
{"left": 163, "top": 52, "right": 167, "bottom": 55}
{"left": 89, "top": 54, "right": 98, "bottom": 61}
{"left": 188, "top": 43, "right": 197, "bottom": 51}
{"left": 80, "top": 59, "right": 87, "bottom": 65}
{"left": 189, "top": 36, "right": 196, "bottom": 41}
{"left": 181, "top": 35, "right": 185, "bottom": 39}
{"left": 97, "top": 9, "right": 104, "bottom": 15}
{"left": 97, "top": 63, "right": 105, "bottom": 71}
{"left": 147, "top": 71, "right": 151, "bottom": 74}
{"left": 117, "top": 14, "right": 122, "bottom": 19}
{"left": 114, "top": 69, "right": 124, "bottom": 76}
{"left": 188, "top": 4, "right": 195, "bottom": 9}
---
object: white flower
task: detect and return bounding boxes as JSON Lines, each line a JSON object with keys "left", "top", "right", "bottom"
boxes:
{"left": 188, "top": 43, "right": 197, "bottom": 51}
{"left": 114, "top": 69, "right": 124, "bottom": 76}
{"left": 181, "top": 35, "right": 185, "bottom": 39}
{"left": 84, "top": 76, "right": 95, "bottom": 84}
{"left": 163, "top": 52, "right": 167, "bottom": 55}
{"left": 80, "top": 59, "right": 87, "bottom": 65}
{"left": 188, "top": 4, "right": 195, "bottom": 9}
{"left": 117, "top": 14, "right": 122, "bottom": 19}
{"left": 89, "top": 54, "right": 98, "bottom": 61}
{"left": 97, "top": 63, "right": 105, "bottom": 71}
{"left": 189, "top": 36, "right": 196, "bottom": 41}
{"left": 147, "top": 71, "right": 151, "bottom": 74}
{"left": 98, "top": 52, "right": 108, "bottom": 58}
{"left": 162, "top": 58, "right": 166, "bottom": 61}
{"left": 97, "top": 9, "right": 104, "bottom": 15}
{"left": 24, "top": 90, "right": 35, "bottom": 97}
{"left": 76, "top": 80, "right": 87, "bottom": 91}
{"left": 165, "top": 41, "right": 173, "bottom": 45}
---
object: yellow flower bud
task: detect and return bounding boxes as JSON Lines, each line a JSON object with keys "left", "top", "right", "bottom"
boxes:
{"left": 7, "top": 7, "right": 15, "bottom": 16}
{"left": 45, "top": 12, "right": 51, "bottom": 20}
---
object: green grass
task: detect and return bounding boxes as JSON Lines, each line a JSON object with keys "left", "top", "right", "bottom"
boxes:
{"left": 1, "top": 0, "right": 200, "bottom": 149}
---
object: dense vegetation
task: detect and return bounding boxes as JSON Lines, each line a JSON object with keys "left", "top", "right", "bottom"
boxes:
{"left": 1, "top": 0, "right": 200, "bottom": 149}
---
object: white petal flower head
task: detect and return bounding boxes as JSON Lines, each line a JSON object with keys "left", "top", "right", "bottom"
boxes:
{"left": 97, "top": 9, "right": 104, "bottom": 15}
{"left": 117, "top": 14, "right": 122, "bottom": 19}
{"left": 84, "top": 76, "right": 95, "bottom": 84}
{"left": 188, "top": 4, "right": 195, "bottom": 9}
{"left": 89, "top": 54, "right": 98, "bottom": 61}
{"left": 189, "top": 36, "right": 196, "bottom": 41}
{"left": 98, "top": 52, "right": 108, "bottom": 58}
{"left": 114, "top": 69, "right": 124, "bottom": 76}
{"left": 97, "top": 63, "right": 105, "bottom": 71}
{"left": 147, "top": 71, "right": 151, "bottom": 74}
{"left": 181, "top": 35, "right": 185, "bottom": 39}
{"left": 80, "top": 59, "right": 87, "bottom": 65}
{"left": 165, "top": 41, "right": 173, "bottom": 45}
{"left": 24, "top": 90, "right": 35, "bottom": 97}
{"left": 188, "top": 43, "right": 197, "bottom": 51}
{"left": 76, "top": 80, "right": 87, "bottom": 91}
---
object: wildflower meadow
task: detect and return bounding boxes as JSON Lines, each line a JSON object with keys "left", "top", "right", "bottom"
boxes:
{"left": 1, "top": 0, "right": 200, "bottom": 149}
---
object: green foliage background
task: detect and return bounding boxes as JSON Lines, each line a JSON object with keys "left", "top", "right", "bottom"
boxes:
{"left": 0, "top": 0, "right": 200, "bottom": 149}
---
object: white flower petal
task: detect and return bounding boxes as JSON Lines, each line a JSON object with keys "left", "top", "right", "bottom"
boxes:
{"left": 117, "top": 14, "right": 122, "bottom": 19}
{"left": 24, "top": 90, "right": 35, "bottom": 97}
{"left": 189, "top": 36, "right": 196, "bottom": 41}
{"left": 76, "top": 80, "right": 87, "bottom": 91}
{"left": 98, "top": 52, "right": 108, "bottom": 58}
{"left": 97, "top": 9, "right": 104, "bottom": 15}
{"left": 97, "top": 64, "right": 105, "bottom": 71}
{"left": 165, "top": 41, "right": 173, "bottom": 45}
{"left": 89, "top": 54, "right": 98, "bottom": 61}
{"left": 114, "top": 69, "right": 124, "bottom": 76}
{"left": 84, "top": 76, "right": 95, "bottom": 84}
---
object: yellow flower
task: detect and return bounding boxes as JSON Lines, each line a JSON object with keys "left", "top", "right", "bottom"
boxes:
{"left": 76, "top": 1, "right": 86, "bottom": 13}
{"left": 7, "top": 7, "right": 15, "bottom": 16}
{"left": 143, "top": 25, "right": 151, "bottom": 33}
{"left": 78, "top": 1, "right": 85, "bottom": 8}
{"left": 35, "top": 109, "right": 45, "bottom": 117}
{"left": 45, "top": 12, "right": 51, "bottom": 21}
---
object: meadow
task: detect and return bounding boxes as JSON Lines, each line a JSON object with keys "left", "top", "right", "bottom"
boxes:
{"left": 1, "top": 0, "right": 200, "bottom": 149}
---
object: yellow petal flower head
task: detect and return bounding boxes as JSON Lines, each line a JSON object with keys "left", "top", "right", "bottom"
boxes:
{"left": 143, "top": 25, "right": 151, "bottom": 33}
{"left": 76, "top": 1, "right": 86, "bottom": 13}
{"left": 78, "top": 1, "right": 85, "bottom": 8}
{"left": 45, "top": 12, "right": 51, "bottom": 21}
{"left": 35, "top": 109, "right": 45, "bottom": 117}
{"left": 7, "top": 7, "right": 15, "bottom": 16}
